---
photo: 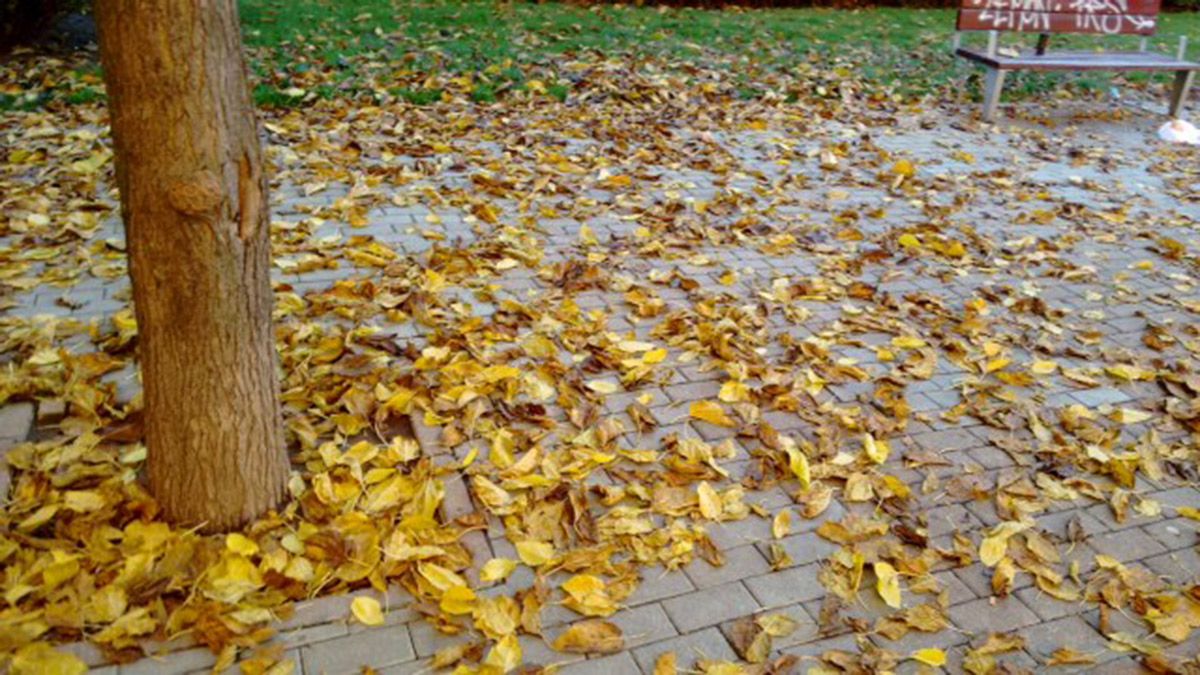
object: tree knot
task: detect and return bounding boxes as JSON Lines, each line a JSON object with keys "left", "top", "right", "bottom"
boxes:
{"left": 167, "top": 172, "right": 222, "bottom": 217}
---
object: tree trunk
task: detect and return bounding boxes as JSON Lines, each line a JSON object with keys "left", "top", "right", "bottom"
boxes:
{"left": 94, "top": 0, "right": 288, "bottom": 532}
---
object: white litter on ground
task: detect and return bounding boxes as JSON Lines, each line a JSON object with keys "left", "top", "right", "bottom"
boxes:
{"left": 1158, "top": 119, "right": 1200, "bottom": 145}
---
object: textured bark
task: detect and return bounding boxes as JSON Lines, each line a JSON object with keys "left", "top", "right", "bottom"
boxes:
{"left": 95, "top": 0, "right": 288, "bottom": 532}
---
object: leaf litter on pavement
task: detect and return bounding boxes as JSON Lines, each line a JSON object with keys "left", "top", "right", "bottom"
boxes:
{"left": 3, "top": 9, "right": 1200, "bottom": 675}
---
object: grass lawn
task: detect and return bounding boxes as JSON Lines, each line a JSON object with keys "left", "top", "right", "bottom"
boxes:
{"left": 238, "top": 0, "right": 1200, "bottom": 105}
{"left": 3, "top": 1, "right": 1198, "bottom": 110}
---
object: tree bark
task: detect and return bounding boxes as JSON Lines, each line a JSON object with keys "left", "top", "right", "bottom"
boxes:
{"left": 95, "top": 0, "right": 288, "bottom": 532}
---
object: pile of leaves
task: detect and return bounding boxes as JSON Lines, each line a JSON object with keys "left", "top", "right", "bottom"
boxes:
{"left": 3, "top": 9, "right": 1200, "bottom": 675}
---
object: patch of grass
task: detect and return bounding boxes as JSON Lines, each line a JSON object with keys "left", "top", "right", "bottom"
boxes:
{"left": 391, "top": 87, "right": 445, "bottom": 105}
{"left": 236, "top": 0, "right": 1200, "bottom": 104}
{"left": 11, "top": 1, "right": 1198, "bottom": 110}
{"left": 546, "top": 83, "right": 569, "bottom": 102}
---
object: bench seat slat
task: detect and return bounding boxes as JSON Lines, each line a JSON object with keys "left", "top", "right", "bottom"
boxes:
{"left": 960, "top": 0, "right": 1161, "bottom": 16}
{"left": 958, "top": 10, "right": 1157, "bottom": 35}
{"left": 957, "top": 47, "right": 1200, "bottom": 71}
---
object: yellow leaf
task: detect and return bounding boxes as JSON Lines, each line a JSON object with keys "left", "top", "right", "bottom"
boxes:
{"left": 784, "top": 446, "right": 810, "bottom": 490}
{"left": 62, "top": 490, "right": 105, "bottom": 512}
{"left": 875, "top": 561, "right": 901, "bottom": 609}
{"left": 439, "top": 586, "right": 476, "bottom": 615}
{"left": 586, "top": 379, "right": 619, "bottom": 394}
{"left": 10, "top": 644, "right": 87, "bottom": 675}
{"left": 579, "top": 224, "right": 598, "bottom": 246}
{"left": 516, "top": 540, "right": 556, "bottom": 567}
{"left": 772, "top": 510, "right": 792, "bottom": 539}
{"left": 892, "top": 335, "right": 926, "bottom": 349}
{"left": 984, "top": 357, "right": 1010, "bottom": 373}
{"left": 225, "top": 533, "right": 259, "bottom": 557}
{"left": 892, "top": 159, "right": 916, "bottom": 177}
{"left": 484, "top": 634, "right": 522, "bottom": 673}
{"left": 1177, "top": 507, "right": 1200, "bottom": 521}
{"left": 480, "top": 558, "right": 517, "bottom": 583}
{"left": 979, "top": 534, "right": 1009, "bottom": 568}
{"left": 898, "top": 233, "right": 921, "bottom": 249}
{"left": 719, "top": 380, "right": 748, "bottom": 403}
{"left": 643, "top": 348, "right": 668, "bottom": 364}
{"left": 654, "top": 652, "right": 678, "bottom": 675}
{"left": 562, "top": 574, "right": 606, "bottom": 598}
{"left": 911, "top": 648, "right": 946, "bottom": 666}
{"left": 690, "top": 400, "right": 735, "bottom": 427}
{"left": 697, "top": 481, "right": 722, "bottom": 520}
{"left": 979, "top": 521, "right": 1029, "bottom": 567}
{"left": 756, "top": 613, "right": 799, "bottom": 637}
{"left": 1030, "top": 360, "right": 1058, "bottom": 375}
{"left": 862, "top": 433, "right": 889, "bottom": 464}
{"left": 1109, "top": 408, "right": 1153, "bottom": 425}
{"left": 203, "top": 554, "right": 263, "bottom": 603}
{"left": 350, "top": 596, "right": 384, "bottom": 626}
{"left": 419, "top": 562, "right": 468, "bottom": 592}
{"left": 552, "top": 620, "right": 624, "bottom": 653}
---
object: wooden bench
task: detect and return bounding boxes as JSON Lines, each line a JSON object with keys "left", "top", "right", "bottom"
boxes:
{"left": 953, "top": 1, "right": 1198, "bottom": 121}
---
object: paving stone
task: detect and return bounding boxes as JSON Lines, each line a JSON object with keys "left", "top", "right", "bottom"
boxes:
{"left": 58, "top": 641, "right": 109, "bottom": 667}
{"left": 743, "top": 564, "right": 825, "bottom": 608}
{"left": 1084, "top": 501, "right": 1163, "bottom": 533}
{"left": 610, "top": 602, "right": 678, "bottom": 649}
{"left": 631, "top": 627, "right": 737, "bottom": 672}
{"left": 948, "top": 596, "right": 1040, "bottom": 636}
{"left": 683, "top": 543, "right": 771, "bottom": 589}
{"left": 0, "top": 402, "right": 34, "bottom": 443}
{"left": 518, "top": 634, "right": 585, "bottom": 670}
{"left": 704, "top": 516, "right": 774, "bottom": 550}
{"left": 279, "top": 595, "right": 353, "bottom": 631}
{"left": 1084, "top": 656, "right": 1154, "bottom": 674}
{"left": 1143, "top": 548, "right": 1200, "bottom": 584}
{"left": 933, "top": 570, "right": 979, "bottom": 606}
{"left": 1020, "top": 615, "right": 1114, "bottom": 667}
{"left": 625, "top": 567, "right": 696, "bottom": 606}
{"left": 1086, "top": 527, "right": 1166, "bottom": 563}
{"left": 945, "top": 643, "right": 1038, "bottom": 674}
{"left": 954, "top": 561, "right": 1033, "bottom": 600}
{"left": 119, "top": 647, "right": 215, "bottom": 675}
{"left": 407, "top": 618, "right": 471, "bottom": 658}
{"left": 558, "top": 651, "right": 640, "bottom": 675}
{"left": 663, "top": 380, "right": 721, "bottom": 403}
{"left": 923, "top": 503, "right": 983, "bottom": 538}
{"left": 271, "top": 622, "right": 348, "bottom": 650}
{"left": 1013, "top": 585, "right": 1090, "bottom": 622}
{"left": 1149, "top": 486, "right": 1200, "bottom": 510}
{"left": 756, "top": 531, "right": 839, "bottom": 567}
{"left": 441, "top": 474, "right": 476, "bottom": 520}
{"left": 375, "top": 658, "right": 432, "bottom": 675}
{"left": 1142, "top": 518, "right": 1200, "bottom": 552}
{"left": 729, "top": 602, "right": 817, "bottom": 650}
{"left": 300, "top": 625, "right": 414, "bottom": 675}
{"left": 779, "top": 632, "right": 861, "bottom": 659}
{"left": 661, "top": 582, "right": 760, "bottom": 633}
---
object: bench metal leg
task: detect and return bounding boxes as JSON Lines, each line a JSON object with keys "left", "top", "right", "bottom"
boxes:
{"left": 982, "top": 67, "right": 1007, "bottom": 122}
{"left": 1169, "top": 70, "right": 1194, "bottom": 118}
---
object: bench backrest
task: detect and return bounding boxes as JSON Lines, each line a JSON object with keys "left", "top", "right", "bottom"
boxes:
{"left": 957, "top": 1, "right": 1161, "bottom": 36}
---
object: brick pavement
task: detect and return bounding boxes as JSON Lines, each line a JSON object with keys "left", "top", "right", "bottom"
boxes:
{"left": 2, "top": 99, "right": 1199, "bottom": 674}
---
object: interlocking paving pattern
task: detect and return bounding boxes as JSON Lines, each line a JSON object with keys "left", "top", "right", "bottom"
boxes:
{"left": 2, "top": 98, "right": 1199, "bottom": 674}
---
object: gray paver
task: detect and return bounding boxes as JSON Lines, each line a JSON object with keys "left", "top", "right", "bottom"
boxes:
{"left": 683, "top": 544, "right": 771, "bottom": 589}
{"left": 949, "top": 597, "right": 1040, "bottom": 636}
{"left": 301, "top": 625, "right": 415, "bottom": 675}
{"left": 661, "top": 582, "right": 760, "bottom": 634}
{"left": 743, "top": 564, "right": 825, "bottom": 608}
{"left": 631, "top": 627, "right": 738, "bottom": 672}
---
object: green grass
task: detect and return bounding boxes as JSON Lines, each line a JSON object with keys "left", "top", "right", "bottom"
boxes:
{"left": 4, "top": 1, "right": 1198, "bottom": 111}
{"left": 236, "top": 0, "right": 1200, "bottom": 107}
